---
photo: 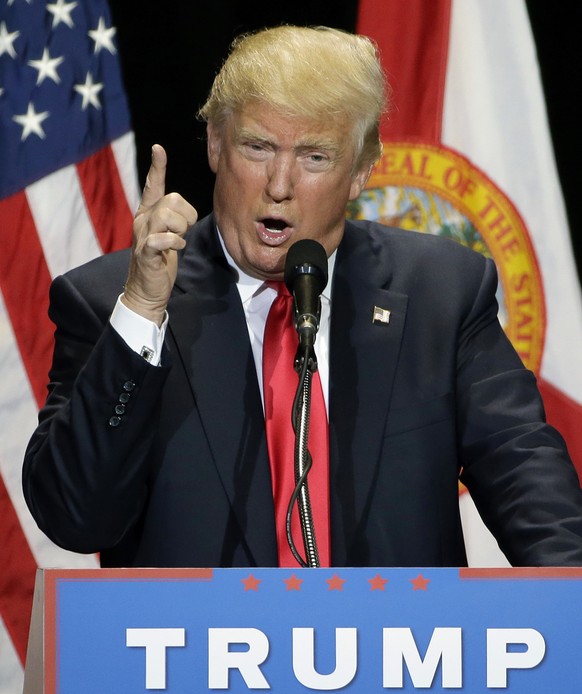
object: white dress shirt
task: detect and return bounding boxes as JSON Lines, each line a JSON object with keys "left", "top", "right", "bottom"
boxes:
{"left": 109, "top": 233, "right": 334, "bottom": 413}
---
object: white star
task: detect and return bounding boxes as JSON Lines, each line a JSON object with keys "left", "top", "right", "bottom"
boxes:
{"left": 46, "top": 0, "right": 78, "bottom": 29}
{"left": 7, "top": 0, "right": 32, "bottom": 5}
{"left": 0, "top": 22, "right": 20, "bottom": 59}
{"left": 88, "top": 17, "right": 117, "bottom": 55}
{"left": 28, "top": 48, "right": 65, "bottom": 85}
{"left": 74, "top": 72, "right": 103, "bottom": 110}
{"left": 12, "top": 102, "right": 50, "bottom": 141}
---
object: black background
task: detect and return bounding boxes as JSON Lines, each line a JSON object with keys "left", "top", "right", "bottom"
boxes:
{"left": 108, "top": 1, "right": 582, "bottom": 286}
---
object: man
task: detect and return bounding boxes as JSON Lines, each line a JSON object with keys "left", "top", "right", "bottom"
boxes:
{"left": 23, "top": 25, "right": 582, "bottom": 568}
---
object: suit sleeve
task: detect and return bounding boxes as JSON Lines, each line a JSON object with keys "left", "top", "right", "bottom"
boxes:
{"left": 457, "top": 258, "right": 582, "bottom": 565}
{"left": 22, "top": 272, "right": 171, "bottom": 554}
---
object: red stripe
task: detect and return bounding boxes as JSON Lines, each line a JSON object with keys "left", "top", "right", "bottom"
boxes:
{"left": 0, "top": 193, "right": 55, "bottom": 409}
{"left": 357, "top": 0, "right": 452, "bottom": 142}
{"left": 0, "top": 471, "right": 37, "bottom": 665}
{"left": 538, "top": 378, "right": 582, "bottom": 480}
{"left": 45, "top": 568, "right": 214, "bottom": 580}
{"left": 76, "top": 145, "right": 133, "bottom": 253}
{"left": 460, "top": 567, "right": 582, "bottom": 580}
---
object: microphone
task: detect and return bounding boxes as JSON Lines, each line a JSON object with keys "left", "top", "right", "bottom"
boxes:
{"left": 284, "top": 239, "right": 328, "bottom": 348}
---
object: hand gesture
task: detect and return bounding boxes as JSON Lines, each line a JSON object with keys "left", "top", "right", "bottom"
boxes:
{"left": 122, "top": 144, "right": 198, "bottom": 325}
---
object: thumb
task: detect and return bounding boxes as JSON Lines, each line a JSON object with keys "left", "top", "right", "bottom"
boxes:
{"left": 139, "top": 144, "right": 167, "bottom": 210}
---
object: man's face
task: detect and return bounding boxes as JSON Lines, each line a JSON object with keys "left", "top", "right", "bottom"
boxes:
{"left": 207, "top": 101, "right": 370, "bottom": 281}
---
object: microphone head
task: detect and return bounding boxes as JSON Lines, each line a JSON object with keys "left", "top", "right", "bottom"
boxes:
{"left": 284, "top": 239, "right": 328, "bottom": 295}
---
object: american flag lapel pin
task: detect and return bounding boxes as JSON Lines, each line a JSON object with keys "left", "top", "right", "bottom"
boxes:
{"left": 372, "top": 306, "right": 391, "bottom": 325}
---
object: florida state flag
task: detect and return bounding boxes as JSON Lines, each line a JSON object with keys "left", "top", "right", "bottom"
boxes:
{"left": 353, "top": 0, "right": 582, "bottom": 565}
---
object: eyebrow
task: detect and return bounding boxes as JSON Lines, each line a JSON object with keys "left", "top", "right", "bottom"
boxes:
{"left": 236, "top": 127, "right": 270, "bottom": 144}
{"left": 236, "top": 127, "right": 343, "bottom": 156}
{"left": 296, "top": 138, "right": 343, "bottom": 155}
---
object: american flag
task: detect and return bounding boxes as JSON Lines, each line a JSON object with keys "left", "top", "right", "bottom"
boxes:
{"left": 0, "top": 0, "right": 139, "bottom": 689}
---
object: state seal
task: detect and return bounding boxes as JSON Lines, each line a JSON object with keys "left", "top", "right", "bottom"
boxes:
{"left": 348, "top": 142, "right": 545, "bottom": 373}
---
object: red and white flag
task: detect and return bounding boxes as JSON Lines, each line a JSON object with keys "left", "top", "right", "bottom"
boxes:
{"left": 0, "top": 1, "right": 138, "bottom": 689}
{"left": 355, "top": 0, "right": 582, "bottom": 565}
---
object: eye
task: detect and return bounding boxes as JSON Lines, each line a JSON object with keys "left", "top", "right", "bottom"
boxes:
{"left": 240, "top": 140, "right": 272, "bottom": 161}
{"left": 303, "top": 150, "right": 332, "bottom": 171}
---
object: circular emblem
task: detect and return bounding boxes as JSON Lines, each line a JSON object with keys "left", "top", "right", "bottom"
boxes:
{"left": 347, "top": 141, "right": 546, "bottom": 373}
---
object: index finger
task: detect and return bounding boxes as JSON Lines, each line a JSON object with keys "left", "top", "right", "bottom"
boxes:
{"left": 140, "top": 144, "right": 167, "bottom": 209}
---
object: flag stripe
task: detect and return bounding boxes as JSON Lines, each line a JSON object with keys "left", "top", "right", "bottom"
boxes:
{"left": 111, "top": 132, "right": 141, "bottom": 216}
{"left": 357, "top": 0, "right": 452, "bottom": 142}
{"left": 0, "top": 194, "right": 54, "bottom": 409}
{"left": 77, "top": 144, "right": 134, "bottom": 254}
{"left": 459, "top": 493, "right": 511, "bottom": 568}
{"left": 0, "top": 292, "right": 46, "bottom": 550}
{"left": 0, "top": 292, "right": 100, "bottom": 573}
{"left": 0, "top": 471, "right": 37, "bottom": 665}
{"left": 0, "top": 616, "right": 24, "bottom": 694}
{"left": 26, "top": 166, "right": 103, "bottom": 280}
{"left": 441, "top": 0, "right": 582, "bottom": 465}
{"left": 1, "top": 2, "right": 137, "bottom": 686}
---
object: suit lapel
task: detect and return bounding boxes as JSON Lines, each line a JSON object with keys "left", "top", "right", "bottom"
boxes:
{"left": 166, "top": 216, "right": 277, "bottom": 566}
{"left": 162, "top": 216, "right": 408, "bottom": 566}
{"left": 329, "top": 221, "right": 408, "bottom": 564}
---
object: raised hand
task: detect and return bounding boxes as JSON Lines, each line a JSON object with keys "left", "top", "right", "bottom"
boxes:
{"left": 122, "top": 144, "right": 198, "bottom": 325}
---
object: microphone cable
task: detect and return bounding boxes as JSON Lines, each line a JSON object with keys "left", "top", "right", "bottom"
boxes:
{"left": 286, "top": 344, "right": 320, "bottom": 568}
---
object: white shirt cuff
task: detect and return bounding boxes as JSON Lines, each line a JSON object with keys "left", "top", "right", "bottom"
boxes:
{"left": 110, "top": 295, "right": 168, "bottom": 366}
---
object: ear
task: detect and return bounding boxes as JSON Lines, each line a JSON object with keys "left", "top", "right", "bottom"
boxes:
{"left": 348, "top": 162, "right": 373, "bottom": 201}
{"left": 207, "top": 122, "right": 222, "bottom": 173}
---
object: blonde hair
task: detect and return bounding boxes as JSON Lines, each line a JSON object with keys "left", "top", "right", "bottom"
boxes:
{"left": 198, "top": 25, "right": 388, "bottom": 171}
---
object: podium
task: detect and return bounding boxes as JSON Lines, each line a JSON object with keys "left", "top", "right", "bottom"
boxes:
{"left": 23, "top": 567, "right": 582, "bottom": 692}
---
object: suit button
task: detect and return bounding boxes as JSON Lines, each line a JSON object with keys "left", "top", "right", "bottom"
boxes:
{"left": 123, "top": 380, "right": 135, "bottom": 392}
{"left": 119, "top": 392, "right": 130, "bottom": 403}
{"left": 109, "top": 416, "right": 122, "bottom": 427}
{"left": 115, "top": 404, "right": 126, "bottom": 415}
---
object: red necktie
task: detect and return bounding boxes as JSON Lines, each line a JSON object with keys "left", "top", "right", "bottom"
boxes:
{"left": 263, "top": 282, "right": 330, "bottom": 567}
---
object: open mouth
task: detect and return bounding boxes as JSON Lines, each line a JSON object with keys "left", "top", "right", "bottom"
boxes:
{"left": 258, "top": 217, "right": 293, "bottom": 245}
{"left": 262, "top": 218, "right": 288, "bottom": 233}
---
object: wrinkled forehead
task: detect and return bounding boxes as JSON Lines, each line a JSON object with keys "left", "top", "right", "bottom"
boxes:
{"left": 216, "top": 91, "right": 351, "bottom": 123}
{"left": 223, "top": 99, "right": 357, "bottom": 148}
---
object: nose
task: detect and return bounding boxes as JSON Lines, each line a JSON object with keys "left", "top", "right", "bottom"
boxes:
{"left": 265, "top": 154, "right": 295, "bottom": 202}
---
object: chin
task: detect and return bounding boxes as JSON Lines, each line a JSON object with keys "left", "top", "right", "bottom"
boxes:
{"left": 253, "top": 249, "right": 286, "bottom": 274}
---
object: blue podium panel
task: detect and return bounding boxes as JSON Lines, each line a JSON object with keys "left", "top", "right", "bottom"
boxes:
{"left": 29, "top": 567, "right": 582, "bottom": 693}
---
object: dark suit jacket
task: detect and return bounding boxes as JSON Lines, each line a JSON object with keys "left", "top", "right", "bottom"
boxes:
{"left": 23, "top": 215, "right": 582, "bottom": 567}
